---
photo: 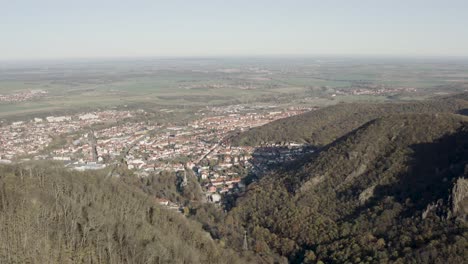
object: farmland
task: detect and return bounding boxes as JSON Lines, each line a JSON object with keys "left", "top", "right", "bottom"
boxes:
{"left": 1, "top": 57, "right": 467, "bottom": 119}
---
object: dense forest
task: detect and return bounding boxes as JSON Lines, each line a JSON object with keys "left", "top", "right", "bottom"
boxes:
{"left": 0, "top": 163, "right": 253, "bottom": 264}
{"left": 231, "top": 94, "right": 468, "bottom": 147}
{"left": 210, "top": 113, "right": 468, "bottom": 263}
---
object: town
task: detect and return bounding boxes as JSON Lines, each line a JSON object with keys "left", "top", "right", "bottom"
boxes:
{"left": 0, "top": 89, "right": 48, "bottom": 102}
{"left": 0, "top": 105, "right": 314, "bottom": 205}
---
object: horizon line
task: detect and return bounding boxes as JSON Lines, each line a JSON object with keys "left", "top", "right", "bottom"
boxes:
{"left": 2, "top": 53, "right": 468, "bottom": 64}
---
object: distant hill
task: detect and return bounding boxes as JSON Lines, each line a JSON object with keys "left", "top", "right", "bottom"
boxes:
{"left": 221, "top": 113, "right": 468, "bottom": 263}
{"left": 231, "top": 93, "right": 468, "bottom": 147}
{"left": 0, "top": 163, "right": 249, "bottom": 264}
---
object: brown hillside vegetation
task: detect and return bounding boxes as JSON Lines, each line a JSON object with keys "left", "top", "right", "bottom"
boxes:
{"left": 231, "top": 94, "right": 468, "bottom": 147}
{"left": 0, "top": 163, "right": 250, "bottom": 264}
{"left": 219, "top": 113, "right": 468, "bottom": 263}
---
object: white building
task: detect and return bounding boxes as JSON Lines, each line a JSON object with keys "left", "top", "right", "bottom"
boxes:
{"left": 46, "top": 116, "right": 71, "bottom": 123}
{"left": 79, "top": 113, "right": 99, "bottom": 120}
{"left": 12, "top": 121, "right": 24, "bottom": 126}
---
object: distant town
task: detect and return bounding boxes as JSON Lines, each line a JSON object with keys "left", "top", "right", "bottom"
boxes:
{"left": 0, "top": 105, "right": 315, "bottom": 205}
{"left": 0, "top": 89, "right": 48, "bottom": 102}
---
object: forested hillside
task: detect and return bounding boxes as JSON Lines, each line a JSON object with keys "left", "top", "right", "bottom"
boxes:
{"left": 0, "top": 163, "right": 250, "bottom": 264}
{"left": 231, "top": 94, "right": 468, "bottom": 147}
{"left": 2, "top": 95, "right": 468, "bottom": 264}
{"left": 218, "top": 113, "right": 468, "bottom": 263}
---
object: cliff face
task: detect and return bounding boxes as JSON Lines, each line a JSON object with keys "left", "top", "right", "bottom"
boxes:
{"left": 452, "top": 177, "right": 468, "bottom": 222}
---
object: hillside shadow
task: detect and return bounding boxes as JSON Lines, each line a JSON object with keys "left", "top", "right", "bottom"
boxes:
{"left": 223, "top": 144, "right": 318, "bottom": 210}
{"left": 242, "top": 145, "right": 317, "bottom": 184}
{"left": 348, "top": 127, "right": 468, "bottom": 219}
{"left": 233, "top": 118, "right": 380, "bottom": 191}
{"left": 457, "top": 108, "right": 468, "bottom": 116}
{"left": 236, "top": 118, "right": 368, "bottom": 195}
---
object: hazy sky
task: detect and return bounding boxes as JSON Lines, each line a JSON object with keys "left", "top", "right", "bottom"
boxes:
{"left": 1, "top": 0, "right": 467, "bottom": 60}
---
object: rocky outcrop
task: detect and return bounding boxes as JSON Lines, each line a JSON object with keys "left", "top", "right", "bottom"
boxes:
{"left": 359, "top": 185, "right": 376, "bottom": 205}
{"left": 344, "top": 164, "right": 367, "bottom": 184}
{"left": 452, "top": 177, "right": 468, "bottom": 222}
{"left": 299, "top": 175, "right": 325, "bottom": 193}
{"left": 422, "top": 199, "right": 446, "bottom": 220}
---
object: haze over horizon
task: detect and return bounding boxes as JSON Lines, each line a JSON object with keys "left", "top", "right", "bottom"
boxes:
{"left": 1, "top": 0, "right": 468, "bottom": 61}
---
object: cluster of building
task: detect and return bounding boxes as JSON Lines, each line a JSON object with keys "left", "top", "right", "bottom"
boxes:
{"left": 0, "top": 110, "right": 138, "bottom": 162}
{"left": 180, "top": 83, "right": 258, "bottom": 90}
{"left": 333, "top": 86, "right": 417, "bottom": 96}
{"left": 53, "top": 121, "right": 158, "bottom": 165}
{"left": 124, "top": 109, "right": 306, "bottom": 172}
{"left": 192, "top": 142, "right": 315, "bottom": 203}
{"left": 0, "top": 89, "right": 48, "bottom": 102}
{"left": 1, "top": 105, "right": 313, "bottom": 204}
{"left": 125, "top": 109, "right": 309, "bottom": 201}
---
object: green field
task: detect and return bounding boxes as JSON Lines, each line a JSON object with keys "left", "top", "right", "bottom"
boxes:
{"left": 1, "top": 58, "right": 467, "bottom": 118}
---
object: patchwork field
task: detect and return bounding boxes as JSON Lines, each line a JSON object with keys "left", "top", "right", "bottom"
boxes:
{"left": 1, "top": 57, "right": 467, "bottom": 118}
